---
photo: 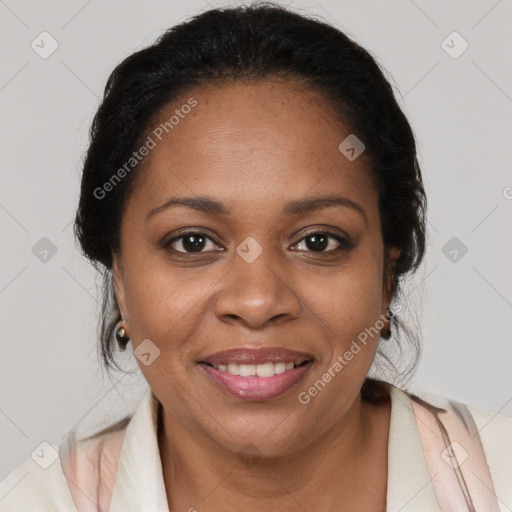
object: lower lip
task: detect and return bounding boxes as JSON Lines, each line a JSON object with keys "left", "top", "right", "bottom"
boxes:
{"left": 199, "top": 361, "right": 314, "bottom": 401}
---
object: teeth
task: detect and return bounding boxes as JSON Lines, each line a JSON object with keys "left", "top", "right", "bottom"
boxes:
{"left": 213, "top": 361, "right": 302, "bottom": 377}
{"left": 227, "top": 363, "right": 239, "bottom": 375}
{"left": 239, "top": 364, "right": 256, "bottom": 377}
{"left": 256, "top": 362, "right": 274, "bottom": 377}
{"left": 274, "top": 362, "right": 286, "bottom": 374}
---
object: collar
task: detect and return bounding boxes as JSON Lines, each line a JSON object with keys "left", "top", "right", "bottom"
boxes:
{"left": 109, "top": 386, "right": 168, "bottom": 511}
{"left": 108, "top": 384, "right": 441, "bottom": 511}
{"left": 386, "top": 384, "right": 441, "bottom": 511}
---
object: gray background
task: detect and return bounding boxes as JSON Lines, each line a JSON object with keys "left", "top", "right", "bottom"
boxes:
{"left": 1, "top": 0, "right": 511, "bottom": 480}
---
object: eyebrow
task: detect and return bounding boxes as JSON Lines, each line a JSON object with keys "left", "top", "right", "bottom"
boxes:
{"left": 146, "top": 194, "right": 367, "bottom": 225}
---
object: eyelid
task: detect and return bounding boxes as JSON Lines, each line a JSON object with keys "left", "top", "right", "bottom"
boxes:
{"left": 162, "top": 227, "right": 353, "bottom": 255}
{"left": 294, "top": 226, "right": 349, "bottom": 241}
{"left": 291, "top": 228, "right": 352, "bottom": 251}
{"left": 162, "top": 229, "right": 223, "bottom": 252}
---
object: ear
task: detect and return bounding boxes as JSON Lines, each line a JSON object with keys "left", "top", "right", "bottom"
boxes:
{"left": 383, "top": 246, "right": 401, "bottom": 307}
{"left": 112, "top": 252, "right": 128, "bottom": 320}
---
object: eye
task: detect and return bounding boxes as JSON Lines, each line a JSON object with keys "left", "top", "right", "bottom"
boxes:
{"left": 292, "top": 230, "right": 352, "bottom": 253}
{"left": 164, "top": 231, "right": 223, "bottom": 254}
{"left": 162, "top": 228, "right": 352, "bottom": 255}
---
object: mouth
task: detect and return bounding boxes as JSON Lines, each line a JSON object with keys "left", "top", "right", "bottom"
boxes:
{"left": 197, "top": 347, "right": 314, "bottom": 401}
{"left": 200, "top": 359, "right": 311, "bottom": 376}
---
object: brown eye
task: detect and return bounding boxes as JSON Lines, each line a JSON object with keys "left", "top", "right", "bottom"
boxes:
{"left": 165, "top": 232, "right": 222, "bottom": 254}
{"left": 293, "top": 230, "right": 352, "bottom": 253}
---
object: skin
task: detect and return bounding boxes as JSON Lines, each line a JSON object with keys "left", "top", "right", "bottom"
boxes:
{"left": 113, "top": 80, "right": 401, "bottom": 511}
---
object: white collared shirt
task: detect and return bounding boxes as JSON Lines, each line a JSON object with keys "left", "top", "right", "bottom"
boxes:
{"left": 1, "top": 384, "right": 511, "bottom": 511}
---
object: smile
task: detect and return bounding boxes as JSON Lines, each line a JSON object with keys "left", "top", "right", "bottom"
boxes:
{"left": 197, "top": 346, "right": 314, "bottom": 401}
{"left": 207, "top": 361, "right": 305, "bottom": 377}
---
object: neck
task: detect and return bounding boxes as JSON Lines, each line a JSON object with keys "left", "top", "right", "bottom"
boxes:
{"left": 158, "top": 390, "right": 390, "bottom": 512}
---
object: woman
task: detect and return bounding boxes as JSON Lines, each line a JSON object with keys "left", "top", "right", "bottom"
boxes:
{"left": 1, "top": 3, "right": 510, "bottom": 511}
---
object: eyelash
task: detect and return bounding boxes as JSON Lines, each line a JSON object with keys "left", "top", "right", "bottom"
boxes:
{"left": 162, "top": 229, "right": 353, "bottom": 255}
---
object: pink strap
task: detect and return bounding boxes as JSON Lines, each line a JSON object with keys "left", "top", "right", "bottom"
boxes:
{"left": 59, "top": 427, "right": 126, "bottom": 512}
{"left": 410, "top": 394, "right": 501, "bottom": 511}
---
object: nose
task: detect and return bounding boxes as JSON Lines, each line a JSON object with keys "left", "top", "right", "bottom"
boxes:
{"left": 214, "top": 248, "right": 302, "bottom": 329}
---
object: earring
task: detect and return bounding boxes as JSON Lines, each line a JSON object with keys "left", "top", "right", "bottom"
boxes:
{"left": 380, "top": 308, "right": 393, "bottom": 340}
{"left": 115, "top": 312, "right": 129, "bottom": 350}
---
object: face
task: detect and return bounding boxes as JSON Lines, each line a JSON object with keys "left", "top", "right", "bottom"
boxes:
{"left": 113, "top": 80, "right": 400, "bottom": 457}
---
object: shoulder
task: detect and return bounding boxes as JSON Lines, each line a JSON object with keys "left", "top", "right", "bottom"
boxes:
{"left": 401, "top": 384, "right": 512, "bottom": 444}
{"left": 405, "top": 385, "right": 512, "bottom": 436}
{"left": 400, "top": 385, "right": 512, "bottom": 508}
{"left": 464, "top": 401, "right": 512, "bottom": 507}
{"left": 465, "top": 401, "right": 512, "bottom": 437}
{"left": 0, "top": 444, "right": 77, "bottom": 511}
{"left": 0, "top": 418, "right": 131, "bottom": 511}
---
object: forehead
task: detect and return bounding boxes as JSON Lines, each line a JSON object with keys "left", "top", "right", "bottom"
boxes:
{"left": 129, "top": 80, "right": 378, "bottom": 219}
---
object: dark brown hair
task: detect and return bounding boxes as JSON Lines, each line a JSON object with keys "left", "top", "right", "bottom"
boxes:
{"left": 74, "top": 2, "right": 427, "bottom": 398}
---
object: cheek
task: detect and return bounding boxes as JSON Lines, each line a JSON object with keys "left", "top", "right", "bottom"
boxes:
{"left": 121, "top": 261, "right": 209, "bottom": 394}
{"left": 303, "top": 251, "right": 384, "bottom": 357}
{"left": 121, "top": 252, "right": 210, "bottom": 348}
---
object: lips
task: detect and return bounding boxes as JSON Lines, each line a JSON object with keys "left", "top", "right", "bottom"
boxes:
{"left": 197, "top": 347, "right": 314, "bottom": 401}
{"left": 199, "top": 346, "right": 313, "bottom": 366}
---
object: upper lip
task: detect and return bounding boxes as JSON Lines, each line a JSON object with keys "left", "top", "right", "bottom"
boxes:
{"left": 199, "top": 347, "right": 314, "bottom": 366}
